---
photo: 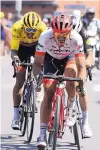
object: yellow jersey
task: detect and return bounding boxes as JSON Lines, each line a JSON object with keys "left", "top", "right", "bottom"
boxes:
{"left": 11, "top": 19, "right": 47, "bottom": 50}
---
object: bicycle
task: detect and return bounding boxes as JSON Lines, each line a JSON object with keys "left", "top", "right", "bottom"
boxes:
{"left": 42, "top": 75, "right": 84, "bottom": 150}
{"left": 13, "top": 57, "right": 37, "bottom": 143}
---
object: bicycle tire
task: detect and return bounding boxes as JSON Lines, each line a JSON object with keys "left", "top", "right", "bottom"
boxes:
{"left": 19, "top": 106, "right": 27, "bottom": 136}
{"left": 48, "top": 132, "right": 53, "bottom": 148}
{"left": 73, "top": 122, "right": 81, "bottom": 150}
{"left": 19, "top": 85, "right": 28, "bottom": 136}
{"left": 52, "top": 96, "right": 61, "bottom": 150}
{"left": 75, "top": 96, "right": 83, "bottom": 139}
{"left": 26, "top": 82, "right": 36, "bottom": 142}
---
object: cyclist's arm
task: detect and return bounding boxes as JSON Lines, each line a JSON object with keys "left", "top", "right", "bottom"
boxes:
{"left": 85, "top": 38, "right": 94, "bottom": 67}
{"left": 80, "top": 27, "right": 93, "bottom": 67}
{"left": 75, "top": 35, "right": 86, "bottom": 83}
{"left": 75, "top": 53, "right": 86, "bottom": 84}
{"left": 33, "top": 35, "right": 46, "bottom": 79}
{"left": 85, "top": 51, "right": 94, "bottom": 67}
{"left": 11, "top": 24, "right": 20, "bottom": 61}
{"left": 11, "top": 50, "right": 18, "bottom": 61}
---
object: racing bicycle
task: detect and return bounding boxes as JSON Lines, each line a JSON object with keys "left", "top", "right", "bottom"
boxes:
{"left": 42, "top": 75, "right": 84, "bottom": 150}
{"left": 13, "top": 57, "right": 37, "bottom": 143}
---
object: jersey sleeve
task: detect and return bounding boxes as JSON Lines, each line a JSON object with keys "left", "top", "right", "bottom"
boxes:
{"left": 97, "top": 19, "right": 100, "bottom": 34}
{"left": 11, "top": 24, "right": 20, "bottom": 50}
{"left": 35, "top": 33, "right": 46, "bottom": 56}
{"left": 74, "top": 33, "right": 85, "bottom": 58}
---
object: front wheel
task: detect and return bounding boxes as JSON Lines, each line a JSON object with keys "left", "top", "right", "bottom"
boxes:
{"left": 52, "top": 96, "right": 61, "bottom": 150}
{"left": 19, "top": 105, "right": 27, "bottom": 136}
{"left": 26, "top": 82, "right": 36, "bottom": 142}
{"left": 19, "top": 84, "right": 28, "bottom": 136}
{"left": 73, "top": 121, "right": 81, "bottom": 150}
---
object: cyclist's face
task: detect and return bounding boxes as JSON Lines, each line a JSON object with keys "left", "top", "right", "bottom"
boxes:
{"left": 87, "top": 13, "right": 95, "bottom": 21}
{"left": 24, "top": 27, "right": 36, "bottom": 39}
{"left": 54, "top": 32, "right": 69, "bottom": 47}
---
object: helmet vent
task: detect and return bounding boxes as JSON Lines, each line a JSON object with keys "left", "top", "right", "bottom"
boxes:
{"left": 35, "top": 14, "right": 39, "bottom": 26}
{"left": 27, "top": 14, "right": 31, "bottom": 27}
{"left": 32, "top": 13, "right": 35, "bottom": 26}
{"left": 23, "top": 17, "right": 28, "bottom": 27}
{"left": 60, "top": 22, "right": 63, "bottom": 30}
{"left": 65, "top": 23, "right": 68, "bottom": 28}
{"left": 55, "top": 22, "right": 58, "bottom": 29}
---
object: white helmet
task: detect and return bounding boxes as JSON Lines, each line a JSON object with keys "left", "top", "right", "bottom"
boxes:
{"left": 86, "top": 8, "right": 95, "bottom": 14}
{"left": 72, "top": 10, "right": 82, "bottom": 32}
{"left": 42, "top": 18, "right": 48, "bottom": 23}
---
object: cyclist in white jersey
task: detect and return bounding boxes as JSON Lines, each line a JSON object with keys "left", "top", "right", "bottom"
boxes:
{"left": 33, "top": 14, "right": 92, "bottom": 148}
{"left": 82, "top": 8, "right": 100, "bottom": 35}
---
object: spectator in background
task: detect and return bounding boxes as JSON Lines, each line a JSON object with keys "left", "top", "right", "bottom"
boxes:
{"left": 0, "top": 12, "right": 6, "bottom": 56}
{"left": 4, "top": 12, "right": 13, "bottom": 53}
{"left": 6, "top": 12, "right": 13, "bottom": 28}
{"left": 0, "top": 12, "right": 12, "bottom": 56}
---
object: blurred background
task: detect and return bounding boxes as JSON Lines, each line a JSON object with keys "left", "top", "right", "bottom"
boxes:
{"left": 1, "top": 0, "right": 100, "bottom": 19}
{"left": 0, "top": 0, "right": 100, "bottom": 56}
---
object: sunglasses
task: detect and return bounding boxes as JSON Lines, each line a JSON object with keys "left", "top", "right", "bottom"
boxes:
{"left": 54, "top": 32, "right": 69, "bottom": 38}
{"left": 25, "top": 28, "right": 37, "bottom": 33}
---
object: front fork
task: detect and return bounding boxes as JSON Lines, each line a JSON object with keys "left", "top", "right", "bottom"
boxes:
{"left": 48, "top": 86, "right": 65, "bottom": 138}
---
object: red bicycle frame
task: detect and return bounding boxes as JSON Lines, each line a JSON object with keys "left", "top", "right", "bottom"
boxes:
{"left": 48, "top": 83, "right": 68, "bottom": 138}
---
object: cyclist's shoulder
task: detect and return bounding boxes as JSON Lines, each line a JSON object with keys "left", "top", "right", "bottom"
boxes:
{"left": 70, "top": 30, "right": 82, "bottom": 40}
{"left": 12, "top": 19, "right": 23, "bottom": 32}
{"left": 39, "top": 21, "right": 47, "bottom": 31}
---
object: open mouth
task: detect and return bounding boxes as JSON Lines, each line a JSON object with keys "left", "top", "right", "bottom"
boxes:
{"left": 57, "top": 37, "right": 66, "bottom": 43}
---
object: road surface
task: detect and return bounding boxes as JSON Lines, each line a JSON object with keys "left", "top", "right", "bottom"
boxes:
{"left": 1, "top": 55, "right": 100, "bottom": 150}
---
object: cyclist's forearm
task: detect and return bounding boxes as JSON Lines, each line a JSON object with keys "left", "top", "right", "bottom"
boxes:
{"left": 75, "top": 57, "right": 86, "bottom": 83}
{"left": 85, "top": 51, "right": 94, "bottom": 67}
{"left": 77, "top": 66, "right": 86, "bottom": 85}
{"left": 33, "top": 63, "right": 41, "bottom": 80}
{"left": 11, "top": 50, "right": 18, "bottom": 61}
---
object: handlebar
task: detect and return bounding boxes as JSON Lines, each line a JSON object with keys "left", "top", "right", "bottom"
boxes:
{"left": 12, "top": 61, "right": 33, "bottom": 78}
{"left": 16, "top": 62, "right": 33, "bottom": 66}
{"left": 43, "top": 75, "right": 83, "bottom": 82}
{"left": 43, "top": 75, "right": 84, "bottom": 96}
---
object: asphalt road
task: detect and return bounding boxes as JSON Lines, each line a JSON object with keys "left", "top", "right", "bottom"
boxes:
{"left": 1, "top": 55, "right": 100, "bottom": 150}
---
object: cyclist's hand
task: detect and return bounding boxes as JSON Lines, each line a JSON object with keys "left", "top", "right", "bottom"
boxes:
{"left": 12, "top": 56, "right": 20, "bottom": 68}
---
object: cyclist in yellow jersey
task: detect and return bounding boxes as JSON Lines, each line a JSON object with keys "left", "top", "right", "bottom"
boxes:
{"left": 11, "top": 12, "right": 47, "bottom": 130}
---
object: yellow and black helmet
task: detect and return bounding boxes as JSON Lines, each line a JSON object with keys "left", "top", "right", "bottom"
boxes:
{"left": 23, "top": 12, "right": 41, "bottom": 28}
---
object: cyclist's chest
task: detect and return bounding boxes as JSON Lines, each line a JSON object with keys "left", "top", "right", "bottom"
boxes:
{"left": 87, "top": 21, "right": 97, "bottom": 31}
{"left": 45, "top": 39, "right": 74, "bottom": 55}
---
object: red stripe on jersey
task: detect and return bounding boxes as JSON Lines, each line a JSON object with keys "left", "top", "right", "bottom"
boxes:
{"left": 35, "top": 51, "right": 45, "bottom": 56}
{"left": 75, "top": 53, "right": 85, "bottom": 57}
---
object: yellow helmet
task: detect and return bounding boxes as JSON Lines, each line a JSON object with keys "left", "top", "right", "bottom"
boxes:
{"left": 0, "top": 12, "right": 5, "bottom": 19}
{"left": 23, "top": 12, "right": 41, "bottom": 29}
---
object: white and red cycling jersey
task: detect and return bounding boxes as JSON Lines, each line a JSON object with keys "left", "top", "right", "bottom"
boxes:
{"left": 35, "top": 28, "right": 84, "bottom": 59}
